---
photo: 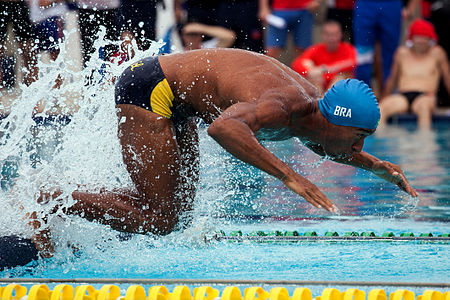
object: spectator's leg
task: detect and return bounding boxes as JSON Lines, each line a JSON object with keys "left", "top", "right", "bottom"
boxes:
{"left": 264, "top": 10, "right": 288, "bottom": 59}
{"left": 353, "top": 0, "right": 377, "bottom": 86}
{"left": 379, "top": 94, "right": 409, "bottom": 126}
{"left": 378, "top": 0, "right": 402, "bottom": 84}
{"left": 372, "top": 42, "right": 383, "bottom": 97}
{"left": 293, "top": 9, "right": 313, "bottom": 58}
{"left": 411, "top": 94, "right": 436, "bottom": 129}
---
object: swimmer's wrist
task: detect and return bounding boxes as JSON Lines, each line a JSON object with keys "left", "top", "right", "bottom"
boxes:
{"left": 277, "top": 167, "right": 296, "bottom": 183}
{"left": 279, "top": 174, "right": 288, "bottom": 182}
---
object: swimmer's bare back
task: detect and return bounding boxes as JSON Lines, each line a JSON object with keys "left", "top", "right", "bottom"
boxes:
{"left": 159, "top": 48, "right": 320, "bottom": 124}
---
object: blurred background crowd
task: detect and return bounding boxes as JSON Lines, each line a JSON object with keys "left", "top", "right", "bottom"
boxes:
{"left": 0, "top": 0, "right": 449, "bottom": 128}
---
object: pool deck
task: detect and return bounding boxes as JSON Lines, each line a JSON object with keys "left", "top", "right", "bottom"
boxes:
{"left": 388, "top": 107, "right": 450, "bottom": 124}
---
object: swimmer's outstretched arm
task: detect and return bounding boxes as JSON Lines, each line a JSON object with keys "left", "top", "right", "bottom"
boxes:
{"left": 208, "top": 100, "right": 337, "bottom": 213}
{"left": 333, "top": 151, "right": 418, "bottom": 197}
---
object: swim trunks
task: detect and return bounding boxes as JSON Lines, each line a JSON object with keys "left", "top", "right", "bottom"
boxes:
{"left": 115, "top": 56, "right": 193, "bottom": 126}
{"left": 401, "top": 91, "right": 423, "bottom": 106}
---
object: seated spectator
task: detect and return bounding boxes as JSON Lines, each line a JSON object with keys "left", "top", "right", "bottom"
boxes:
{"left": 291, "top": 20, "right": 356, "bottom": 94}
{"left": 379, "top": 19, "right": 450, "bottom": 129}
{"left": 180, "top": 22, "right": 236, "bottom": 51}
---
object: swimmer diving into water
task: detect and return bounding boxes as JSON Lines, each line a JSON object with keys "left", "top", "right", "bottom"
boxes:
{"left": 1, "top": 49, "right": 417, "bottom": 269}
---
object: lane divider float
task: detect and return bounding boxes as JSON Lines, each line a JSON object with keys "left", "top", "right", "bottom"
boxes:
{"left": 0, "top": 285, "right": 448, "bottom": 300}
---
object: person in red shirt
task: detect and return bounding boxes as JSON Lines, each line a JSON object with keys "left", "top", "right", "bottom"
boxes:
{"left": 291, "top": 20, "right": 357, "bottom": 94}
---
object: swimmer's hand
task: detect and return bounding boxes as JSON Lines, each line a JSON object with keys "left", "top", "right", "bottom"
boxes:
{"left": 372, "top": 161, "right": 418, "bottom": 197}
{"left": 283, "top": 174, "right": 338, "bottom": 213}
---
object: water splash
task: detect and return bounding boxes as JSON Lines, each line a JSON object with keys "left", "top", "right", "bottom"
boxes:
{"left": 0, "top": 30, "right": 185, "bottom": 239}
{"left": 0, "top": 25, "right": 246, "bottom": 275}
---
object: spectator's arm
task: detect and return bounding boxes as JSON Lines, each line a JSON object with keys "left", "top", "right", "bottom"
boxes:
{"left": 183, "top": 23, "right": 236, "bottom": 48}
{"left": 301, "top": 59, "right": 316, "bottom": 70}
{"left": 292, "top": 46, "right": 317, "bottom": 69}
{"left": 437, "top": 47, "right": 450, "bottom": 95}
{"left": 326, "top": 59, "right": 356, "bottom": 74}
{"left": 382, "top": 49, "right": 401, "bottom": 98}
{"left": 258, "top": 0, "right": 271, "bottom": 22}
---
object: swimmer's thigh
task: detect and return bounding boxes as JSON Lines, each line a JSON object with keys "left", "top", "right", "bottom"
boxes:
{"left": 116, "top": 104, "right": 182, "bottom": 228}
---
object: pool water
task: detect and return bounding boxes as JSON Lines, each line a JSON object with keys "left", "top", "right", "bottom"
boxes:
{"left": 0, "top": 40, "right": 448, "bottom": 285}
{"left": 1, "top": 121, "right": 448, "bottom": 284}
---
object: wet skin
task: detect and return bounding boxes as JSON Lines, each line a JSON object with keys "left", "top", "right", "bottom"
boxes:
{"left": 37, "top": 49, "right": 417, "bottom": 246}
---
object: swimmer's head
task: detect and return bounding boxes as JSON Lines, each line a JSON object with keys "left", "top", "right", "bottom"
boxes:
{"left": 319, "top": 79, "right": 380, "bottom": 130}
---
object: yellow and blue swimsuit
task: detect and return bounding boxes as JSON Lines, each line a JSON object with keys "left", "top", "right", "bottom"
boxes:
{"left": 115, "top": 56, "right": 192, "bottom": 125}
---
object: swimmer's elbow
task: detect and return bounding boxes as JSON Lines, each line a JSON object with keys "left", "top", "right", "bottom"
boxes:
{"left": 207, "top": 119, "right": 225, "bottom": 138}
{"left": 208, "top": 117, "right": 243, "bottom": 140}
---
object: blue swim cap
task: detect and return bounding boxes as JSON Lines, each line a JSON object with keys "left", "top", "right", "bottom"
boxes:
{"left": 318, "top": 79, "right": 380, "bottom": 130}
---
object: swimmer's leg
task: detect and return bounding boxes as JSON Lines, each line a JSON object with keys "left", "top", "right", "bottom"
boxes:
{"left": 378, "top": 94, "right": 409, "bottom": 127}
{"left": 411, "top": 94, "right": 436, "bottom": 129}
{"left": 69, "top": 104, "right": 184, "bottom": 234}
{"left": 174, "top": 118, "right": 199, "bottom": 228}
